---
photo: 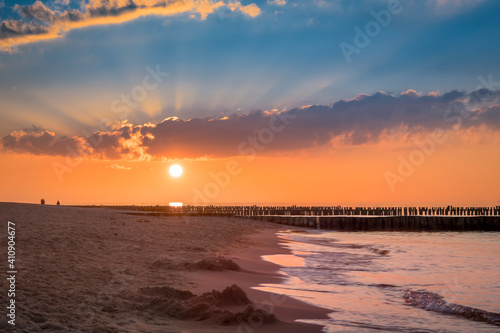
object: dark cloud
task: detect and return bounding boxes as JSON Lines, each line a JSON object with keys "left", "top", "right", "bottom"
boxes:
{"left": 0, "top": 129, "right": 86, "bottom": 156}
{"left": 0, "top": 0, "right": 151, "bottom": 43}
{"left": 0, "top": 19, "right": 48, "bottom": 39}
{"left": 0, "top": 0, "right": 261, "bottom": 48}
{"left": 15, "top": 1, "right": 57, "bottom": 23}
{"left": 1, "top": 1, "right": 85, "bottom": 41}
{"left": 87, "top": 3, "right": 138, "bottom": 18}
{"left": 2, "top": 89, "right": 500, "bottom": 160}
{"left": 467, "top": 105, "right": 500, "bottom": 129}
{"left": 60, "top": 9, "right": 85, "bottom": 22}
{"left": 86, "top": 131, "right": 124, "bottom": 159}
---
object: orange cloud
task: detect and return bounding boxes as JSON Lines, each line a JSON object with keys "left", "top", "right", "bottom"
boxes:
{"left": 108, "top": 163, "right": 132, "bottom": 170}
{"left": 228, "top": 1, "right": 261, "bottom": 17}
{"left": 400, "top": 89, "right": 422, "bottom": 97}
{"left": 0, "top": 0, "right": 261, "bottom": 51}
{"left": 2, "top": 89, "right": 500, "bottom": 162}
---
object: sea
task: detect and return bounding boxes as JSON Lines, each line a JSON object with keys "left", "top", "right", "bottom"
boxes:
{"left": 256, "top": 230, "right": 500, "bottom": 332}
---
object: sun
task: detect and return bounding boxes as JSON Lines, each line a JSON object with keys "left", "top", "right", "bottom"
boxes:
{"left": 169, "top": 164, "right": 183, "bottom": 178}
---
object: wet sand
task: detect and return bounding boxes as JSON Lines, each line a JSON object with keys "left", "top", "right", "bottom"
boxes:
{"left": 0, "top": 202, "right": 328, "bottom": 332}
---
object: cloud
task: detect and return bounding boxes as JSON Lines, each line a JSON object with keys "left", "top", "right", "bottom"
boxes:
{"left": 0, "top": 127, "right": 89, "bottom": 156}
{"left": 427, "top": 0, "right": 486, "bottom": 15}
{"left": 15, "top": 1, "right": 59, "bottom": 23}
{"left": 432, "top": 0, "right": 484, "bottom": 6}
{"left": 0, "top": 0, "right": 261, "bottom": 51}
{"left": 108, "top": 163, "right": 131, "bottom": 170}
{"left": 400, "top": 89, "right": 422, "bottom": 98}
{"left": 0, "top": 19, "right": 50, "bottom": 40}
{"left": 2, "top": 89, "right": 500, "bottom": 160}
{"left": 268, "top": 0, "right": 286, "bottom": 5}
{"left": 228, "top": 1, "right": 261, "bottom": 17}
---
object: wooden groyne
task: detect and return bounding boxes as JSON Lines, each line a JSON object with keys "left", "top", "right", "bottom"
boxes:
{"left": 101, "top": 205, "right": 500, "bottom": 217}
{"left": 250, "top": 215, "right": 500, "bottom": 231}
{"left": 88, "top": 205, "right": 500, "bottom": 231}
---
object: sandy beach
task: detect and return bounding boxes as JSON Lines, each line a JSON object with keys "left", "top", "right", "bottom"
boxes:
{"left": 0, "top": 202, "right": 328, "bottom": 332}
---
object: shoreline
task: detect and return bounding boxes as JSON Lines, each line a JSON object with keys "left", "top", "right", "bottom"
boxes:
{"left": 185, "top": 223, "right": 331, "bottom": 332}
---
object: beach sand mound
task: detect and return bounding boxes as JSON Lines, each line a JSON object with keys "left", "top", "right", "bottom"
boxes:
{"left": 184, "top": 257, "right": 241, "bottom": 271}
{"left": 151, "top": 257, "right": 241, "bottom": 271}
{"left": 199, "top": 284, "right": 251, "bottom": 306}
{"left": 138, "top": 284, "right": 274, "bottom": 325}
{"left": 140, "top": 286, "right": 195, "bottom": 300}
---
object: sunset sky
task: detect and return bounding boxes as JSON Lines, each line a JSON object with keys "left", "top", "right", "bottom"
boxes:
{"left": 1, "top": 0, "right": 499, "bottom": 206}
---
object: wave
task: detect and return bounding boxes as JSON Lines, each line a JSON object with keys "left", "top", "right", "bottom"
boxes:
{"left": 404, "top": 290, "right": 500, "bottom": 327}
